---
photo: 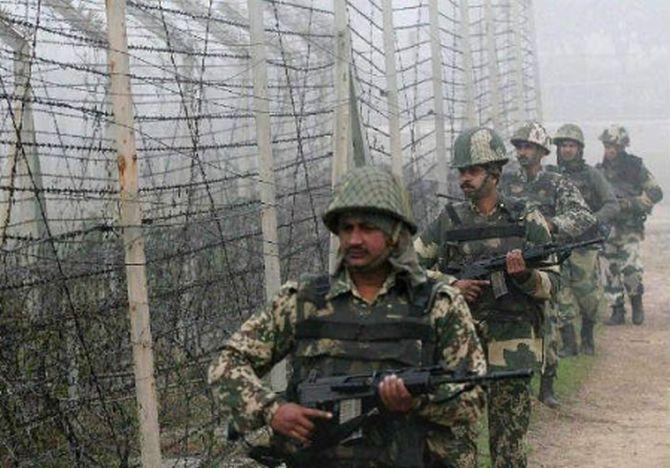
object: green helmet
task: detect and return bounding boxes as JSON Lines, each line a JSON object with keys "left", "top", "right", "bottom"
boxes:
{"left": 599, "top": 125, "right": 630, "bottom": 147}
{"left": 451, "top": 127, "right": 508, "bottom": 169}
{"left": 553, "top": 123, "right": 585, "bottom": 146}
{"left": 322, "top": 166, "right": 417, "bottom": 234}
{"left": 510, "top": 121, "right": 552, "bottom": 155}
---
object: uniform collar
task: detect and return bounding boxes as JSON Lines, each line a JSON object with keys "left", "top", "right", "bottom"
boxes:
{"left": 467, "top": 193, "right": 511, "bottom": 218}
{"left": 326, "top": 267, "right": 416, "bottom": 302}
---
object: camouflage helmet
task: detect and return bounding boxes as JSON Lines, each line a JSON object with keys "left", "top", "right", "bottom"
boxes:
{"left": 322, "top": 165, "right": 417, "bottom": 234}
{"left": 553, "top": 123, "right": 585, "bottom": 147}
{"left": 451, "top": 127, "right": 508, "bottom": 169}
{"left": 510, "top": 121, "right": 552, "bottom": 155}
{"left": 599, "top": 125, "right": 630, "bottom": 148}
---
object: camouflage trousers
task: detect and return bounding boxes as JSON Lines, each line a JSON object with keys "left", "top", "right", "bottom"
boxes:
{"left": 601, "top": 231, "right": 644, "bottom": 307}
{"left": 426, "top": 425, "right": 478, "bottom": 467}
{"left": 448, "top": 379, "right": 531, "bottom": 468}
{"left": 487, "top": 379, "right": 531, "bottom": 468}
{"left": 543, "top": 302, "right": 559, "bottom": 371}
{"left": 557, "top": 248, "right": 603, "bottom": 325}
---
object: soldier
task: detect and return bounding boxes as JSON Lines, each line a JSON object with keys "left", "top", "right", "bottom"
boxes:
{"left": 551, "top": 124, "right": 619, "bottom": 355}
{"left": 597, "top": 125, "right": 663, "bottom": 325}
{"left": 415, "top": 127, "right": 559, "bottom": 468}
{"left": 209, "top": 165, "right": 487, "bottom": 467}
{"left": 501, "top": 122, "right": 596, "bottom": 408}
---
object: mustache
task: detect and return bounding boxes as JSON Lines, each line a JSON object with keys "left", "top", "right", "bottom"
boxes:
{"left": 344, "top": 247, "right": 368, "bottom": 255}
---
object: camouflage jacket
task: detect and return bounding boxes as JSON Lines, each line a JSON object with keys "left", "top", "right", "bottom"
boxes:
{"left": 208, "top": 268, "right": 486, "bottom": 438}
{"left": 414, "top": 196, "right": 559, "bottom": 371}
{"left": 596, "top": 151, "right": 663, "bottom": 233}
{"left": 501, "top": 167, "right": 597, "bottom": 241}
{"left": 550, "top": 160, "right": 620, "bottom": 226}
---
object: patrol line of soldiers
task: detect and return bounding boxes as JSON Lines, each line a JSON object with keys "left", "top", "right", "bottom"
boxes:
{"left": 207, "top": 123, "right": 662, "bottom": 467}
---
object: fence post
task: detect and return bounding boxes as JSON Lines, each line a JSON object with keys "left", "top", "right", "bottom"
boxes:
{"left": 484, "top": 0, "right": 503, "bottom": 132}
{"left": 381, "top": 0, "right": 403, "bottom": 178}
{"left": 459, "top": 0, "right": 477, "bottom": 128}
{"left": 428, "top": 0, "right": 449, "bottom": 194}
{"left": 526, "top": 0, "right": 543, "bottom": 121}
{"left": 511, "top": 0, "right": 526, "bottom": 126}
{"left": 104, "top": 1, "right": 162, "bottom": 466}
{"left": 329, "top": 0, "right": 352, "bottom": 272}
{"left": 247, "top": 0, "right": 284, "bottom": 390}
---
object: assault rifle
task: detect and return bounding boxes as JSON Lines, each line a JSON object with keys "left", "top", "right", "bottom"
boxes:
{"left": 249, "top": 366, "right": 532, "bottom": 466}
{"left": 443, "top": 237, "right": 604, "bottom": 280}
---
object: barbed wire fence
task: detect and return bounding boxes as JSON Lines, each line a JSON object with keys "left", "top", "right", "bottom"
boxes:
{"left": 0, "top": 0, "right": 542, "bottom": 465}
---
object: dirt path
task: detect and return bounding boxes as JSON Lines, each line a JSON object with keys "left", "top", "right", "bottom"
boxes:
{"left": 529, "top": 209, "right": 670, "bottom": 467}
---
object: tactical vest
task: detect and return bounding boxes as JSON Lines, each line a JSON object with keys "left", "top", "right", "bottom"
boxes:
{"left": 598, "top": 152, "right": 646, "bottom": 228}
{"left": 288, "top": 274, "right": 443, "bottom": 467}
{"left": 553, "top": 162, "right": 601, "bottom": 213}
{"left": 598, "top": 152, "right": 644, "bottom": 199}
{"left": 440, "top": 200, "right": 542, "bottom": 329}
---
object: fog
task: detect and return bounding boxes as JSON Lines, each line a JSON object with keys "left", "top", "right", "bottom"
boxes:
{"left": 535, "top": 0, "right": 670, "bottom": 202}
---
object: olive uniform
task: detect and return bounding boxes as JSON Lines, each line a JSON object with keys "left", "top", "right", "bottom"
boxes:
{"left": 551, "top": 124, "right": 619, "bottom": 353}
{"left": 502, "top": 122, "right": 596, "bottom": 404}
{"left": 209, "top": 166, "right": 487, "bottom": 467}
{"left": 415, "top": 127, "right": 559, "bottom": 468}
{"left": 596, "top": 125, "right": 663, "bottom": 325}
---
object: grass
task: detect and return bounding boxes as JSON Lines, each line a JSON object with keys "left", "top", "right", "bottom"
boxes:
{"left": 475, "top": 330, "right": 598, "bottom": 467}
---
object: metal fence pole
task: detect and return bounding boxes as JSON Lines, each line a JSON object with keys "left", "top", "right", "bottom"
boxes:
{"left": 382, "top": 0, "right": 403, "bottom": 178}
{"left": 484, "top": 0, "right": 503, "bottom": 132}
{"left": 428, "top": 0, "right": 449, "bottom": 194}
{"left": 329, "top": 0, "right": 352, "bottom": 272}
{"left": 511, "top": 0, "right": 526, "bottom": 125}
{"left": 459, "top": 0, "right": 477, "bottom": 128}
{"left": 104, "top": 1, "right": 162, "bottom": 465}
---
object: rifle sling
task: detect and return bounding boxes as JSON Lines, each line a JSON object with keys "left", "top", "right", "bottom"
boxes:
{"left": 296, "top": 319, "right": 435, "bottom": 342}
{"left": 444, "top": 224, "right": 526, "bottom": 242}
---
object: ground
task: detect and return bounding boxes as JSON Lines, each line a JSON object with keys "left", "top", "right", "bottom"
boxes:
{"left": 528, "top": 206, "right": 670, "bottom": 467}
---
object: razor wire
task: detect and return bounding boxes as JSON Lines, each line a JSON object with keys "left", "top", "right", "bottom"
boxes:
{"left": 0, "top": 0, "right": 542, "bottom": 465}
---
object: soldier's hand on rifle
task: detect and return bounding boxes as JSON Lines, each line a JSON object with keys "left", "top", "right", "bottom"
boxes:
{"left": 454, "top": 279, "right": 490, "bottom": 303}
{"left": 506, "top": 249, "right": 530, "bottom": 281}
{"left": 270, "top": 403, "right": 332, "bottom": 444}
{"left": 379, "top": 374, "right": 414, "bottom": 413}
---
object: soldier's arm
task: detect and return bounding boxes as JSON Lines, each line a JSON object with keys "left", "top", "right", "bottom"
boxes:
{"left": 636, "top": 165, "right": 664, "bottom": 213}
{"left": 591, "top": 167, "right": 620, "bottom": 224}
{"left": 414, "top": 212, "right": 445, "bottom": 269}
{"left": 512, "top": 209, "right": 559, "bottom": 300}
{"left": 208, "top": 282, "right": 298, "bottom": 432}
{"left": 414, "top": 288, "right": 486, "bottom": 426}
{"left": 550, "top": 177, "right": 597, "bottom": 239}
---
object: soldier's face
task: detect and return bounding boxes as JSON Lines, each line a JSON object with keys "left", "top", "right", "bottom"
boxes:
{"left": 514, "top": 142, "right": 543, "bottom": 169}
{"left": 337, "top": 215, "right": 392, "bottom": 269}
{"left": 458, "top": 165, "right": 495, "bottom": 200}
{"left": 603, "top": 143, "right": 619, "bottom": 160}
{"left": 558, "top": 141, "right": 580, "bottom": 161}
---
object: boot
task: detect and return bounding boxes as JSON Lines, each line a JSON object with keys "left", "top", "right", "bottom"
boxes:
{"left": 605, "top": 304, "right": 625, "bottom": 325}
{"left": 631, "top": 295, "right": 645, "bottom": 325}
{"left": 559, "top": 323, "right": 579, "bottom": 357}
{"left": 580, "top": 319, "right": 595, "bottom": 355}
{"left": 539, "top": 370, "right": 560, "bottom": 408}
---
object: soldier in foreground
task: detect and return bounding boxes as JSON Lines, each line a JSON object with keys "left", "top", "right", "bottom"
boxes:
{"left": 415, "top": 127, "right": 559, "bottom": 467}
{"left": 502, "top": 122, "right": 596, "bottom": 407}
{"left": 209, "top": 165, "right": 487, "bottom": 467}
{"left": 597, "top": 125, "right": 663, "bottom": 325}
{"left": 551, "top": 124, "right": 619, "bottom": 354}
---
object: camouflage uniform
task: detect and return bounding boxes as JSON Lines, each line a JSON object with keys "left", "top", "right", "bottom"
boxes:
{"left": 503, "top": 122, "right": 596, "bottom": 399}
{"left": 551, "top": 124, "right": 620, "bottom": 350}
{"left": 209, "top": 166, "right": 487, "bottom": 468}
{"left": 415, "top": 127, "right": 559, "bottom": 468}
{"left": 596, "top": 126, "right": 663, "bottom": 324}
